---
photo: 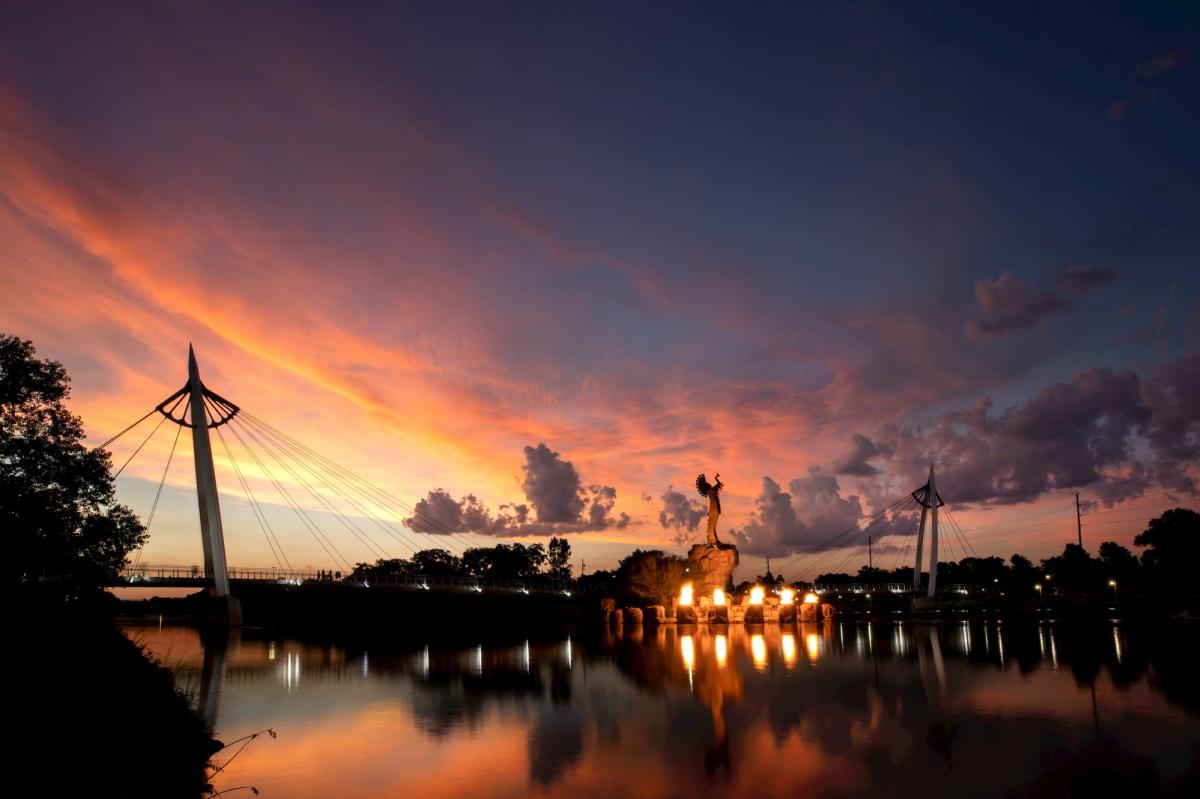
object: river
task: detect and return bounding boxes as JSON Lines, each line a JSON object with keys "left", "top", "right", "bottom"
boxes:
{"left": 125, "top": 620, "right": 1200, "bottom": 797}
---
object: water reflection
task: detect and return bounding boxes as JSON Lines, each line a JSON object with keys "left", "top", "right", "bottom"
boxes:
{"left": 128, "top": 621, "right": 1200, "bottom": 798}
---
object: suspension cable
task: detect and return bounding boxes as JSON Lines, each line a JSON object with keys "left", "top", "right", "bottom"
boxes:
{"left": 214, "top": 422, "right": 291, "bottom": 573}
{"left": 243, "top": 412, "right": 476, "bottom": 548}
{"left": 776, "top": 494, "right": 914, "bottom": 580}
{"left": 239, "top": 412, "right": 478, "bottom": 552}
{"left": 230, "top": 415, "right": 393, "bottom": 562}
{"left": 113, "top": 414, "right": 168, "bottom": 479}
{"left": 94, "top": 408, "right": 157, "bottom": 451}
{"left": 225, "top": 419, "right": 352, "bottom": 572}
{"left": 131, "top": 423, "right": 184, "bottom": 571}
{"left": 234, "top": 417, "right": 433, "bottom": 558}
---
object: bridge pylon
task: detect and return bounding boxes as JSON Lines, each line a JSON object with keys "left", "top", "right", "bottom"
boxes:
{"left": 910, "top": 463, "right": 944, "bottom": 599}
{"left": 155, "top": 345, "right": 242, "bottom": 621}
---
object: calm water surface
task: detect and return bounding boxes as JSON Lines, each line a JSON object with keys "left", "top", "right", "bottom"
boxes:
{"left": 127, "top": 621, "right": 1200, "bottom": 798}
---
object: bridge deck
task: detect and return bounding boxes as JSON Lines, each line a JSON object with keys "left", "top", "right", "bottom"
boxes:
{"left": 114, "top": 565, "right": 576, "bottom": 595}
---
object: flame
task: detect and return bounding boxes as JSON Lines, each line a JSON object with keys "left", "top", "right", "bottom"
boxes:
{"left": 803, "top": 592, "right": 820, "bottom": 604}
{"left": 749, "top": 586, "right": 765, "bottom": 605}
{"left": 679, "top": 582, "right": 694, "bottom": 606}
{"left": 713, "top": 588, "right": 726, "bottom": 606}
{"left": 780, "top": 588, "right": 795, "bottom": 605}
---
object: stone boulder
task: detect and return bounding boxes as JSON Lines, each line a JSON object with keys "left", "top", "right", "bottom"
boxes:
{"left": 799, "top": 603, "right": 819, "bottom": 622}
{"left": 600, "top": 597, "right": 616, "bottom": 626}
{"left": 821, "top": 603, "right": 836, "bottom": 620}
{"left": 685, "top": 543, "right": 739, "bottom": 599}
{"left": 676, "top": 605, "right": 698, "bottom": 624}
{"left": 625, "top": 607, "right": 644, "bottom": 625}
{"left": 647, "top": 605, "right": 667, "bottom": 624}
{"left": 612, "top": 608, "right": 624, "bottom": 627}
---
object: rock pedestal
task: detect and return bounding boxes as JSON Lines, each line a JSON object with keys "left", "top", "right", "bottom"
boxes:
{"left": 685, "top": 543, "right": 739, "bottom": 599}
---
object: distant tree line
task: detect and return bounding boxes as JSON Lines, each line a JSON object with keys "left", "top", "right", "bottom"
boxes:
{"left": 809, "top": 507, "right": 1200, "bottom": 604}
{"left": 349, "top": 536, "right": 573, "bottom": 582}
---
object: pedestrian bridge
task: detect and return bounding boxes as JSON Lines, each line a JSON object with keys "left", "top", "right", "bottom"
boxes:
{"left": 116, "top": 564, "right": 575, "bottom": 595}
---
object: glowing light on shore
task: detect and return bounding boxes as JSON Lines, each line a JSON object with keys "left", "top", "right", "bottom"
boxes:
{"left": 713, "top": 588, "right": 726, "bottom": 606}
{"left": 679, "top": 583, "right": 694, "bottom": 606}
{"left": 780, "top": 588, "right": 795, "bottom": 605}
{"left": 803, "top": 592, "right": 820, "bottom": 605}
{"left": 749, "top": 586, "right": 765, "bottom": 605}
{"left": 751, "top": 634, "right": 767, "bottom": 668}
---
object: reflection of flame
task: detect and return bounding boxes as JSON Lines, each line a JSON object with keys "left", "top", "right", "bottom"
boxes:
{"left": 781, "top": 633, "right": 797, "bottom": 667}
{"left": 749, "top": 586, "right": 765, "bottom": 605}
{"left": 751, "top": 634, "right": 767, "bottom": 668}
{"left": 679, "top": 583, "right": 694, "bottom": 606}
{"left": 681, "top": 634, "right": 695, "bottom": 691}
{"left": 805, "top": 632, "right": 820, "bottom": 663}
{"left": 713, "top": 588, "right": 726, "bottom": 606}
{"left": 803, "top": 592, "right": 820, "bottom": 604}
{"left": 780, "top": 588, "right": 795, "bottom": 605}
{"left": 715, "top": 634, "right": 728, "bottom": 668}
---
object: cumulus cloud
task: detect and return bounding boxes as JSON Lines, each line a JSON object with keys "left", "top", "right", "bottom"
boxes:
{"left": 657, "top": 486, "right": 706, "bottom": 543}
{"left": 522, "top": 443, "right": 587, "bottom": 523}
{"left": 964, "top": 272, "right": 1072, "bottom": 337}
{"left": 848, "top": 354, "right": 1200, "bottom": 506}
{"left": 406, "top": 442, "right": 630, "bottom": 536}
{"left": 729, "top": 469, "right": 867, "bottom": 557}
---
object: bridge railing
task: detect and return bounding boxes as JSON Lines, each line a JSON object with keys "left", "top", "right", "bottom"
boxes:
{"left": 119, "top": 564, "right": 576, "bottom": 595}
{"left": 812, "top": 582, "right": 974, "bottom": 595}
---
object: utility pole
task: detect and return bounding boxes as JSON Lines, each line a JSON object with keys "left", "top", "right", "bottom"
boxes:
{"left": 868, "top": 536, "right": 873, "bottom": 570}
{"left": 580, "top": 559, "right": 586, "bottom": 577}
{"left": 1076, "top": 493, "right": 1083, "bottom": 549}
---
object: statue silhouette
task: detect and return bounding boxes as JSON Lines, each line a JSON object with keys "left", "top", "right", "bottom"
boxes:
{"left": 695, "top": 473, "right": 724, "bottom": 546}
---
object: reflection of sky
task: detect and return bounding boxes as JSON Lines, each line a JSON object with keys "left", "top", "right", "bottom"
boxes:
{"left": 127, "top": 622, "right": 1200, "bottom": 798}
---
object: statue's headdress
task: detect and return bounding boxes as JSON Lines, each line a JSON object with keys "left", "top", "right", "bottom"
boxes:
{"left": 695, "top": 473, "right": 711, "bottom": 497}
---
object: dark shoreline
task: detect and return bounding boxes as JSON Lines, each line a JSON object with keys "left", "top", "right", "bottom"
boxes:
{"left": 5, "top": 604, "right": 220, "bottom": 799}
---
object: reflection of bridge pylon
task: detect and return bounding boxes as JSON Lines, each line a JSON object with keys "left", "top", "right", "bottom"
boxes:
{"left": 155, "top": 346, "right": 241, "bottom": 619}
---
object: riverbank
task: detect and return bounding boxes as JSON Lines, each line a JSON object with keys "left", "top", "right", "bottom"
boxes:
{"left": 4, "top": 602, "right": 220, "bottom": 799}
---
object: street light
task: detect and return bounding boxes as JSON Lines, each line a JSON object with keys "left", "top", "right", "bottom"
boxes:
{"left": 1108, "top": 579, "right": 1118, "bottom": 603}
{"left": 1035, "top": 583, "right": 1043, "bottom": 601}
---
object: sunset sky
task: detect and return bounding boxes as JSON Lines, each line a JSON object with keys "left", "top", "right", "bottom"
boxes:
{"left": 2, "top": 2, "right": 1197, "bottom": 578}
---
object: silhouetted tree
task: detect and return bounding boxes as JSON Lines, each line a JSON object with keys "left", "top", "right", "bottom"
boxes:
{"left": 1041, "top": 543, "right": 1096, "bottom": 593}
{"left": 1, "top": 334, "right": 146, "bottom": 596}
{"left": 1135, "top": 508, "right": 1200, "bottom": 583}
{"left": 462, "top": 542, "right": 547, "bottom": 579}
{"left": 547, "top": 536, "right": 572, "bottom": 580}
{"left": 409, "top": 548, "right": 463, "bottom": 576}
{"left": 615, "top": 549, "right": 686, "bottom": 604}
{"left": 1098, "top": 540, "right": 1140, "bottom": 587}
